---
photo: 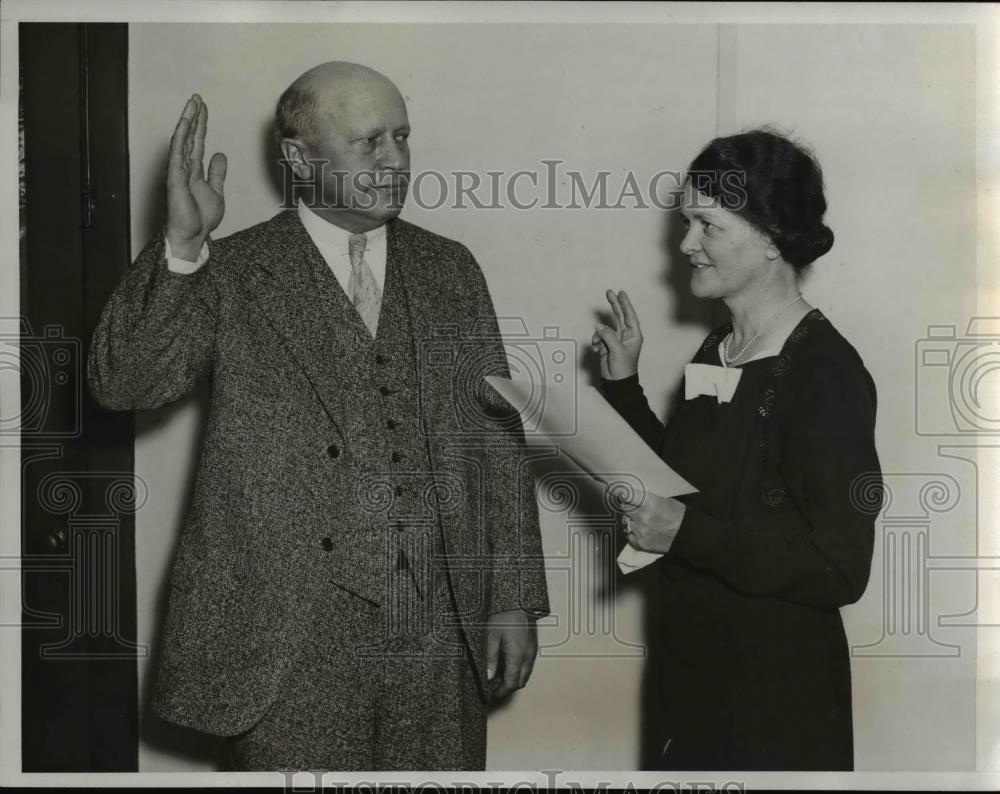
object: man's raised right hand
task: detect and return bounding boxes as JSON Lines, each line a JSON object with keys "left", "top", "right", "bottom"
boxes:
{"left": 166, "top": 94, "right": 227, "bottom": 262}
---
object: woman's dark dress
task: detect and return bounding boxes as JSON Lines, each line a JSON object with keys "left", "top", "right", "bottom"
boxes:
{"left": 602, "top": 309, "right": 882, "bottom": 771}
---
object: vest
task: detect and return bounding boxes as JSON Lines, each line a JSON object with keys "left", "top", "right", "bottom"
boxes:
{"left": 310, "top": 246, "right": 450, "bottom": 634}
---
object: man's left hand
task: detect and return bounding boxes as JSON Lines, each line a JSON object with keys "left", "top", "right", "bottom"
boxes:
{"left": 485, "top": 610, "right": 538, "bottom": 701}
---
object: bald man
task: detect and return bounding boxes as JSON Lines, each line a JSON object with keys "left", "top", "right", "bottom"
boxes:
{"left": 88, "top": 62, "right": 549, "bottom": 771}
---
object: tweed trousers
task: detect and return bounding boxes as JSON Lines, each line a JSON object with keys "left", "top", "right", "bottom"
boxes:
{"left": 225, "top": 532, "right": 486, "bottom": 771}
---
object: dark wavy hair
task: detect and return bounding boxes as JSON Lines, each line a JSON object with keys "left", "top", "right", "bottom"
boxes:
{"left": 686, "top": 128, "right": 834, "bottom": 270}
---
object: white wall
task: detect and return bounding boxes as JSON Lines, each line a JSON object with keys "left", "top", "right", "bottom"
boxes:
{"left": 128, "top": 22, "right": 980, "bottom": 772}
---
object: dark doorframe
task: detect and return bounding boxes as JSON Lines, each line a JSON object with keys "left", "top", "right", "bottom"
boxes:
{"left": 20, "top": 22, "right": 138, "bottom": 772}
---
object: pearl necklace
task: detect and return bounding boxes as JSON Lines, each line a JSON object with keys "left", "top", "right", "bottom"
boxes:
{"left": 723, "top": 294, "right": 803, "bottom": 365}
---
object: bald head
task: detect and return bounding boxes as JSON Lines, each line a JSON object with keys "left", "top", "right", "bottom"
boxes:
{"left": 275, "top": 61, "right": 411, "bottom": 232}
{"left": 275, "top": 61, "right": 405, "bottom": 147}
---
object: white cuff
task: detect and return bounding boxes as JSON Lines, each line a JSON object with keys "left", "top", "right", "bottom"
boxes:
{"left": 164, "top": 235, "right": 209, "bottom": 274}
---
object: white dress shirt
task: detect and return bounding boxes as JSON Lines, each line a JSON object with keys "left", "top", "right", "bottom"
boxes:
{"left": 164, "top": 199, "right": 387, "bottom": 295}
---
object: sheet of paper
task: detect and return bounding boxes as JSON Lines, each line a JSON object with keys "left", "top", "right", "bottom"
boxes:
{"left": 485, "top": 377, "right": 699, "bottom": 574}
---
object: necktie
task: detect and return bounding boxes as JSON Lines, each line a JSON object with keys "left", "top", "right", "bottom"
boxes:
{"left": 347, "top": 233, "right": 382, "bottom": 337}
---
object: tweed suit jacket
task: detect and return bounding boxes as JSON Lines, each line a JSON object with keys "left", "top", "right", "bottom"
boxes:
{"left": 87, "top": 209, "right": 550, "bottom": 736}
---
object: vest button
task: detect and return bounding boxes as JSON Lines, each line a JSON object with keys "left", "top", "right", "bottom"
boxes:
{"left": 321, "top": 537, "right": 333, "bottom": 552}
{"left": 326, "top": 444, "right": 340, "bottom": 459}
{"left": 387, "top": 419, "right": 398, "bottom": 430}
{"left": 375, "top": 354, "right": 387, "bottom": 365}
{"left": 379, "top": 385, "right": 391, "bottom": 397}
{"left": 391, "top": 451, "right": 402, "bottom": 463}
{"left": 395, "top": 485, "right": 404, "bottom": 497}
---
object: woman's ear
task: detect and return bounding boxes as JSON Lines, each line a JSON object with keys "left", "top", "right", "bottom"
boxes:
{"left": 753, "top": 224, "right": 782, "bottom": 261}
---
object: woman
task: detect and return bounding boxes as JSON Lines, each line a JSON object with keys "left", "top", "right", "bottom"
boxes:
{"left": 592, "top": 129, "right": 882, "bottom": 771}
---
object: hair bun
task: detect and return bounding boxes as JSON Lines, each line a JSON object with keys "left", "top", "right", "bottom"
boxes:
{"left": 775, "top": 224, "right": 834, "bottom": 268}
{"left": 805, "top": 224, "right": 834, "bottom": 262}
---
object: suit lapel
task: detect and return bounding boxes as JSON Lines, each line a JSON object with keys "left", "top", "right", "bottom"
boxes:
{"left": 389, "top": 220, "right": 453, "bottom": 440}
{"left": 241, "top": 210, "right": 368, "bottom": 441}
{"left": 388, "top": 220, "right": 426, "bottom": 343}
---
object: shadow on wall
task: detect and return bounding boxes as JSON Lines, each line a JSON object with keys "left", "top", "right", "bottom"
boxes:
{"left": 135, "top": 383, "right": 230, "bottom": 770}
{"left": 263, "top": 118, "right": 288, "bottom": 208}
{"left": 574, "top": 207, "right": 714, "bottom": 768}
{"left": 140, "top": 142, "right": 169, "bottom": 253}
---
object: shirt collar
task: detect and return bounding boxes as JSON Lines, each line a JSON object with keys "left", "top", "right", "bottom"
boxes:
{"left": 296, "top": 199, "right": 387, "bottom": 251}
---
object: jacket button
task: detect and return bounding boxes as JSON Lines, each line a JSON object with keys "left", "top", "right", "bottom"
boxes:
{"left": 375, "top": 354, "right": 387, "bottom": 365}
{"left": 395, "top": 485, "right": 404, "bottom": 497}
{"left": 379, "top": 385, "right": 391, "bottom": 397}
{"left": 326, "top": 444, "right": 340, "bottom": 459}
{"left": 387, "top": 419, "right": 398, "bottom": 430}
{"left": 391, "top": 451, "right": 402, "bottom": 463}
{"left": 321, "top": 537, "right": 333, "bottom": 552}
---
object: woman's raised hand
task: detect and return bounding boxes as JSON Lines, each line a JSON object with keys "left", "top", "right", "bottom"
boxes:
{"left": 166, "top": 94, "right": 227, "bottom": 261}
{"left": 592, "top": 289, "right": 643, "bottom": 380}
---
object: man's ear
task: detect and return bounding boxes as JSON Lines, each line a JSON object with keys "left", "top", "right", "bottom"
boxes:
{"left": 279, "top": 138, "right": 312, "bottom": 180}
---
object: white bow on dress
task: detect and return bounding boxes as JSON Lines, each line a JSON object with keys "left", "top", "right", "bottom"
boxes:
{"left": 684, "top": 363, "right": 743, "bottom": 404}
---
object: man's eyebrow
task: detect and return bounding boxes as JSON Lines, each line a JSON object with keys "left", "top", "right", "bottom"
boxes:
{"left": 350, "top": 124, "right": 385, "bottom": 138}
{"left": 351, "top": 123, "right": 410, "bottom": 138}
